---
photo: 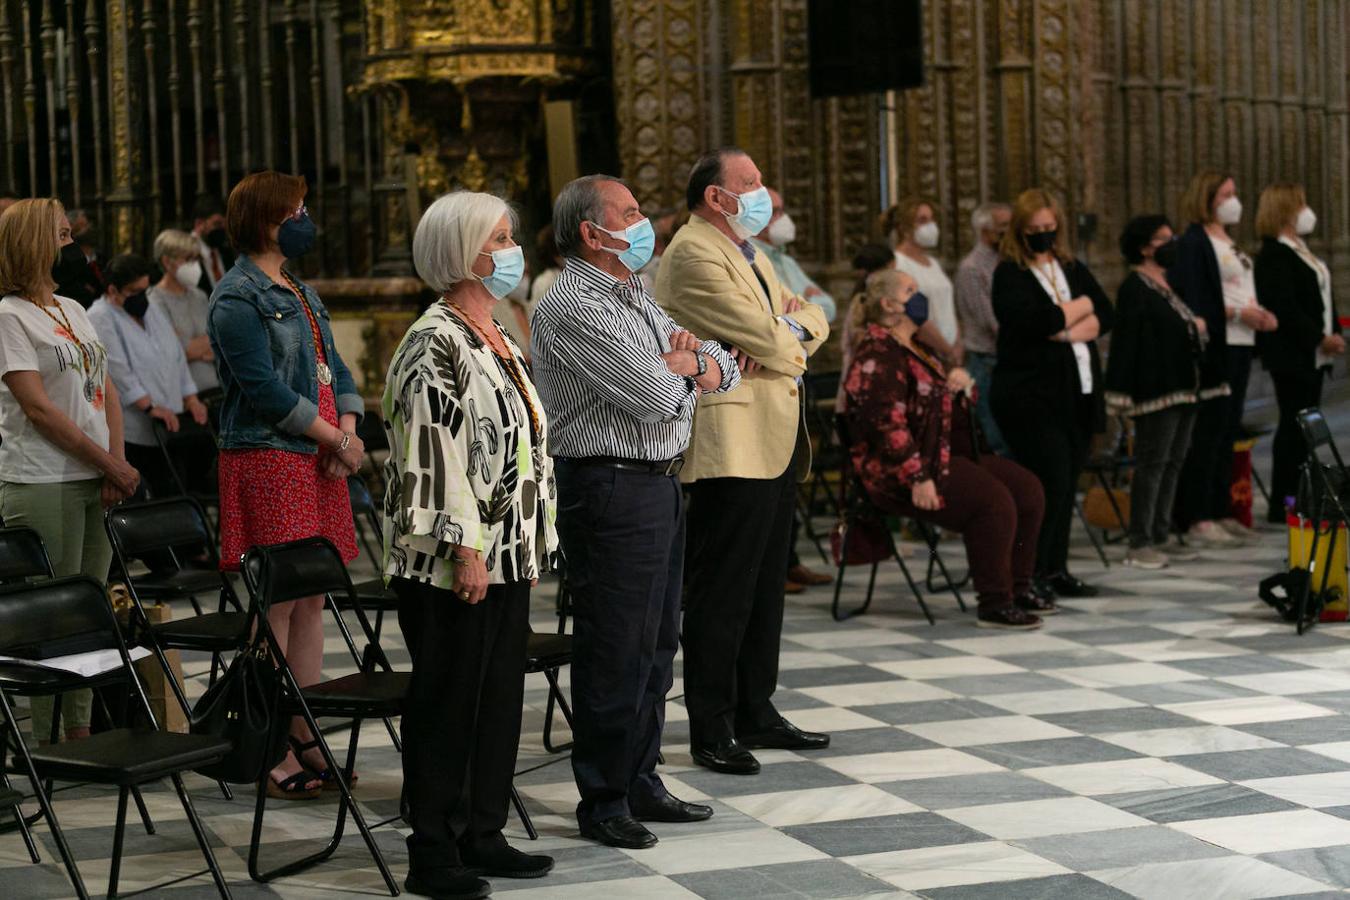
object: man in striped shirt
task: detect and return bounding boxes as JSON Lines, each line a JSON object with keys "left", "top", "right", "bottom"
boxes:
{"left": 531, "top": 175, "right": 738, "bottom": 851}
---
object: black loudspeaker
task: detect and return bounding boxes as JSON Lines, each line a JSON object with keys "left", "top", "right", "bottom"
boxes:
{"left": 808, "top": 0, "right": 924, "bottom": 98}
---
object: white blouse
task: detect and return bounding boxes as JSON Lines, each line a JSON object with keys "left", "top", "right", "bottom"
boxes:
{"left": 894, "top": 251, "right": 958, "bottom": 346}
{"left": 381, "top": 301, "right": 558, "bottom": 588}
{"left": 1279, "top": 235, "right": 1336, "bottom": 369}
{"left": 1031, "top": 258, "right": 1093, "bottom": 394}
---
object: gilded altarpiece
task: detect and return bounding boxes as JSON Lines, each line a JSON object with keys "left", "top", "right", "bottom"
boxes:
{"left": 886, "top": 0, "right": 1350, "bottom": 301}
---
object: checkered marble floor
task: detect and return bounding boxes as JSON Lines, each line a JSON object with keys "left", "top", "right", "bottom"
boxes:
{"left": 9, "top": 402, "right": 1350, "bottom": 898}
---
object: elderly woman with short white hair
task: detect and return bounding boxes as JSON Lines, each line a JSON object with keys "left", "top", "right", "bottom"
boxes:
{"left": 382, "top": 190, "right": 558, "bottom": 897}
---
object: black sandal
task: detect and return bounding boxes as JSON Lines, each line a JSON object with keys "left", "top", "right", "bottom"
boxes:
{"left": 265, "top": 770, "right": 323, "bottom": 800}
{"left": 290, "top": 736, "right": 358, "bottom": 790}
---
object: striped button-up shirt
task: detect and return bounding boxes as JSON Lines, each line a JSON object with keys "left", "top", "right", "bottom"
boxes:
{"left": 530, "top": 257, "right": 739, "bottom": 461}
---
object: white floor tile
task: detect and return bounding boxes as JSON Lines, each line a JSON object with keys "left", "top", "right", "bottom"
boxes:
{"left": 1045, "top": 662, "right": 1207, "bottom": 689}
{"left": 1090, "top": 854, "right": 1335, "bottom": 900}
{"left": 1171, "top": 809, "right": 1350, "bottom": 853}
{"left": 780, "top": 706, "right": 889, "bottom": 734}
{"left": 1104, "top": 639, "right": 1253, "bottom": 662}
{"left": 618, "top": 827, "right": 827, "bottom": 875}
{"left": 1024, "top": 758, "right": 1224, "bottom": 795}
{"left": 936, "top": 634, "right": 1085, "bottom": 657}
{"left": 940, "top": 796, "right": 1150, "bottom": 839}
{"left": 798, "top": 679, "right": 958, "bottom": 708}
{"left": 983, "top": 688, "right": 1143, "bottom": 716}
{"left": 1098, "top": 725, "right": 1284, "bottom": 757}
{"left": 1218, "top": 669, "right": 1350, "bottom": 695}
{"left": 493, "top": 876, "right": 702, "bottom": 899}
{"left": 899, "top": 715, "right": 1078, "bottom": 747}
{"left": 724, "top": 783, "right": 923, "bottom": 827}
{"left": 1161, "top": 696, "right": 1336, "bottom": 725}
{"left": 844, "top": 841, "right": 1070, "bottom": 891}
{"left": 787, "top": 629, "right": 924, "bottom": 650}
{"left": 820, "top": 748, "right": 1006, "bottom": 783}
{"left": 1240, "top": 771, "right": 1350, "bottom": 809}
{"left": 869, "top": 655, "right": 1026, "bottom": 680}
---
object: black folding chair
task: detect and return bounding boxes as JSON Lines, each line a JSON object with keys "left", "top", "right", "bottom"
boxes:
{"left": 1292, "top": 408, "right": 1350, "bottom": 633}
{"left": 150, "top": 418, "right": 221, "bottom": 522}
{"left": 0, "top": 525, "right": 54, "bottom": 584}
{"left": 105, "top": 498, "right": 248, "bottom": 800}
{"left": 241, "top": 537, "right": 407, "bottom": 895}
{"left": 831, "top": 416, "right": 935, "bottom": 624}
{"left": 912, "top": 519, "right": 968, "bottom": 612}
{"left": 0, "top": 576, "right": 233, "bottom": 899}
{"left": 342, "top": 475, "right": 400, "bottom": 661}
{"left": 796, "top": 372, "right": 846, "bottom": 564}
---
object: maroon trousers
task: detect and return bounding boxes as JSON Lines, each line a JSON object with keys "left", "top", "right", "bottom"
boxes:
{"left": 878, "top": 454, "right": 1045, "bottom": 613}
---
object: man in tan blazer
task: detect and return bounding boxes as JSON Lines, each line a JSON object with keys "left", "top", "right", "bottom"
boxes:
{"left": 655, "top": 148, "right": 831, "bottom": 775}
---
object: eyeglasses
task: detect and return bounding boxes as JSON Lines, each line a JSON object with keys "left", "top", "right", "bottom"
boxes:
{"left": 286, "top": 203, "right": 308, "bottom": 222}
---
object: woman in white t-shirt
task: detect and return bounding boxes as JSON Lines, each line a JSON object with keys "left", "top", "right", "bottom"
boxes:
{"left": 0, "top": 199, "right": 141, "bottom": 744}
{"left": 882, "top": 198, "right": 961, "bottom": 363}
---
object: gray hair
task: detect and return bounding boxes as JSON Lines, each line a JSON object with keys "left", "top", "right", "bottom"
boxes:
{"left": 152, "top": 228, "right": 198, "bottom": 262}
{"left": 971, "top": 201, "right": 1011, "bottom": 236}
{"left": 413, "top": 191, "right": 517, "bottom": 292}
{"left": 553, "top": 175, "right": 624, "bottom": 259}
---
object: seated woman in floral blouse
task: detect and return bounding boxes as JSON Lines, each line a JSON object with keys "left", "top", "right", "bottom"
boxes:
{"left": 843, "top": 269, "right": 1048, "bottom": 630}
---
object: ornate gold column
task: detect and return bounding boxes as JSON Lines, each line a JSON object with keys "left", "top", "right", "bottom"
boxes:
{"left": 105, "top": 0, "right": 141, "bottom": 254}
{"left": 610, "top": 0, "right": 708, "bottom": 210}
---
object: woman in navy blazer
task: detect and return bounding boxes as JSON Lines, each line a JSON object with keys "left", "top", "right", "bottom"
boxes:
{"left": 1253, "top": 182, "right": 1345, "bottom": 519}
{"left": 991, "top": 189, "right": 1113, "bottom": 599}
{"left": 1167, "top": 171, "right": 1277, "bottom": 545}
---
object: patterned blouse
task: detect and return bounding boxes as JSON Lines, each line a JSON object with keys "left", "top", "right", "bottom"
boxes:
{"left": 381, "top": 301, "right": 559, "bottom": 588}
{"left": 843, "top": 323, "right": 959, "bottom": 510}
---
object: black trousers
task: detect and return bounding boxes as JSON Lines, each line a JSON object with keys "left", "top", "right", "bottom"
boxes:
{"left": 556, "top": 462, "right": 684, "bottom": 828}
{"left": 1270, "top": 367, "right": 1325, "bottom": 519}
{"left": 683, "top": 453, "right": 798, "bottom": 746}
{"left": 999, "top": 415, "right": 1089, "bottom": 577}
{"left": 1175, "top": 393, "right": 1229, "bottom": 530}
{"left": 393, "top": 577, "right": 530, "bottom": 874}
{"left": 1129, "top": 405, "right": 1198, "bottom": 547}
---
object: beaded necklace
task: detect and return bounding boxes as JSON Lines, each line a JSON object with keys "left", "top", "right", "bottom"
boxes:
{"left": 28, "top": 296, "right": 98, "bottom": 402}
{"left": 279, "top": 270, "right": 332, "bottom": 385}
{"left": 443, "top": 298, "right": 541, "bottom": 443}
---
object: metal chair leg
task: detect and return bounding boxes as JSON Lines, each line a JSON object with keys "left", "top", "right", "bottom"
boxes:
{"left": 171, "top": 773, "right": 233, "bottom": 899}
{"left": 1075, "top": 499, "right": 1111, "bottom": 568}
{"left": 108, "top": 786, "right": 129, "bottom": 899}
{"left": 510, "top": 786, "right": 538, "bottom": 840}
{"left": 830, "top": 525, "right": 875, "bottom": 622}
{"left": 541, "top": 668, "right": 574, "bottom": 754}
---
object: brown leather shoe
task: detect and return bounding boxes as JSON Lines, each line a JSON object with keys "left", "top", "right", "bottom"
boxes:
{"left": 784, "top": 580, "right": 805, "bottom": 594}
{"left": 788, "top": 564, "right": 834, "bottom": 586}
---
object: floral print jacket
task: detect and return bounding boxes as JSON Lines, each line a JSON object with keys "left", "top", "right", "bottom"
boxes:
{"left": 843, "top": 323, "right": 957, "bottom": 509}
{"left": 381, "top": 301, "right": 559, "bottom": 589}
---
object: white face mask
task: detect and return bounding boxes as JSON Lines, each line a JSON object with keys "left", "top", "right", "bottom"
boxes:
{"left": 914, "top": 221, "right": 940, "bottom": 249}
{"left": 1296, "top": 206, "right": 1317, "bottom": 236}
{"left": 1216, "top": 196, "right": 1242, "bottom": 226}
{"left": 174, "top": 259, "right": 203, "bottom": 289}
{"left": 767, "top": 214, "right": 797, "bottom": 247}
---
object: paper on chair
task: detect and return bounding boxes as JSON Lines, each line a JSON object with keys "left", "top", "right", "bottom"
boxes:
{"left": 0, "top": 647, "right": 151, "bottom": 678}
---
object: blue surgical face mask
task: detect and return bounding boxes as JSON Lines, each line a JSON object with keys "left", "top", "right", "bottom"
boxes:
{"left": 588, "top": 217, "right": 656, "bottom": 273}
{"left": 718, "top": 185, "right": 773, "bottom": 240}
{"left": 904, "top": 291, "right": 930, "bottom": 326}
{"left": 277, "top": 212, "right": 317, "bottom": 259}
{"left": 477, "top": 245, "right": 525, "bottom": 299}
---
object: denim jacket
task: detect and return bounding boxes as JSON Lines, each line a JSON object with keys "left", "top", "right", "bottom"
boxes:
{"left": 207, "top": 255, "right": 363, "bottom": 452}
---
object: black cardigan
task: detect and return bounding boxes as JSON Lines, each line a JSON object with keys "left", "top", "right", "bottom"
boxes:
{"left": 990, "top": 257, "right": 1115, "bottom": 432}
{"left": 1103, "top": 272, "right": 1203, "bottom": 414}
{"left": 1254, "top": 237, "right": 1342, "bottom": 375}
{"left": 1167, "top": 222, "right": 1232, "bottom": 387}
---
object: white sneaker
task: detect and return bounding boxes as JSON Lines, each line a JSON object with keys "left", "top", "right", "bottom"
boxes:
{"left": 1186, "top": 520, "right": 1239, "bottom": 546}
{"left": 1216, "top": 517, "right": 1259, "bottom": 542}
{"left": 1157, "top": 537, "right": 1199, "bottom": 561}
{"left": 1124, "top": 546, "right": 1170, "bottom": 569}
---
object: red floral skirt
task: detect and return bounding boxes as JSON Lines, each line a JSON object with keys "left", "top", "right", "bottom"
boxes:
{"left": 217, "top": 384, "right": 359, "bottom": 572}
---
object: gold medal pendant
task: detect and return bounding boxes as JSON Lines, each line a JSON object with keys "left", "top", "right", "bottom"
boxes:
{"left": 317, "top": 362, "right": 333, "bottom": 386}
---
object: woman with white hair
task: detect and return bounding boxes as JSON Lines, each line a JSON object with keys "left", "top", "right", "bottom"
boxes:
{"left": 382, "top": 190, "right": 558, "bottom": 897}
{"left": 148, "top": 228, "right": 217, "bottom": 396}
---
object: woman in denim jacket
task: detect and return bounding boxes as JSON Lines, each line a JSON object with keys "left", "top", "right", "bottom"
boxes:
{"left": 207, "top": 171, "right": 366, "bottom": 799}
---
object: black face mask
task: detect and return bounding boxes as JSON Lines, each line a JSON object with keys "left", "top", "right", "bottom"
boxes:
{"left": 1152, "top": 239, "right": 1179, "bottom": 269}
{"left": 122, "top": 290, "right": 149, "bottom": 319}
{"left": 1024, "top": 230, "right": 1058, "bottom": 254}
{"left": 52, "top": 243, "right": 92, "bottom": 287}
{"left": 204, "top": 226, "right": 229, "bottom": 251}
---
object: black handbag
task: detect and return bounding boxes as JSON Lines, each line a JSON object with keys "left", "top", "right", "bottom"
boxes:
{"left": 189, "top": 641, "right": 287, "bottom": 783}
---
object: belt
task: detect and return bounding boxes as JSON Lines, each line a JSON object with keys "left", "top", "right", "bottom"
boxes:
{"left": 562, "top": 455, "right": 685, "bottom": 477}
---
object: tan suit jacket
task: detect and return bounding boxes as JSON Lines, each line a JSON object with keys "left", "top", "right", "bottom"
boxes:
{"left": 655, "top": 215, "right": 830, "bottom": 483}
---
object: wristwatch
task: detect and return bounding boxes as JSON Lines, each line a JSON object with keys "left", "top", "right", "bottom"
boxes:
{"left": 694, "top": 350, "right": 708, "bottom": 377}
{"left": 336, "top": 432, "right": 351, "bottom": 453}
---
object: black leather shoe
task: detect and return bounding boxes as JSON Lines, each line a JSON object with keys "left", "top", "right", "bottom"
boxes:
{"left": 630, "top": 793, "right": 714, "bottom": 823}
{"left": 738, "top": 719, "right": 831, "bottom": 751}
{"left": 1031, "top": 577, "right": 1058, "bottom": 602}
{"left": 1047, "top": 572, "right": 1098, "bottom": 597}
{"left": 461, "top": 843, "right": 554, "bottom": 879}
{"left": 580, "top": 815, "right": 658, "bottom": 849}
{"left": 691, "top": 738, "right": 761, "bottom": 774}
{"left": 405, "top": 869, "right": 491, "bottom": 899}
{"left": 1015, "top": 592, "right": 1059, "bottom": 616}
